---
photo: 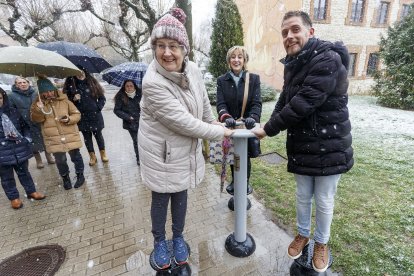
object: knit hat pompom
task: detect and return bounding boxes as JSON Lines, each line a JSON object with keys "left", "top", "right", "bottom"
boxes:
{"left": 169, "top": 8, "right": 186, "bottom": 25}
{"left": 150, "top": 7, "right": 190, "bottom": 55}
{"left": 37, "top": 76, "right": 56, "bottom": 94}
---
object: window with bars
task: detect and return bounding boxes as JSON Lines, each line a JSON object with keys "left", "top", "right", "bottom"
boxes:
{"left": 401, "top": 4, "right": 412, "bottom": 19}
{"left": 348, "top": 53, "right": 357, "bottom": 77}
{"left": 367, "top": 53, "right": 379, "bottom": 76}
{"left": 350, "top": 0, "right": 365, "bottom": 22}
{"left": 313, "top": 0, "right": 327, "bottom": 20}
{"left": 377, "top": 2, "right": 390, "bottom": 24}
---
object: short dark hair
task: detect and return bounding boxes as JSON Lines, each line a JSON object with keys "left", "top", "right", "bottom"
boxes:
{"left": 282, "top": 11, "right": 313, "bottom": 28}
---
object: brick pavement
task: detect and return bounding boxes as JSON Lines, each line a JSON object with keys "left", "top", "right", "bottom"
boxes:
{"left": 0, "top": 87, "right": 295, "bottom": 275}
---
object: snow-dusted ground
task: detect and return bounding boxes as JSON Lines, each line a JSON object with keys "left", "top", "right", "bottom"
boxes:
{"left": 349, "top": 96, "right": 414, "bottom": 142}
{"left": 347, "top": 96, "right": 414, "bottom": 162}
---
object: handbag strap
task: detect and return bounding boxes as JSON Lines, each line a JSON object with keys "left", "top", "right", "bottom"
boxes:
{"left": 240, "top": 72, "right": 249, "bottom": 119}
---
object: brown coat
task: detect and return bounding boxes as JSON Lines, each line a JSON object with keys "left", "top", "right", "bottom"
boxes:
{"left": 30, "top": 91, "right": 82, "bottom": 153}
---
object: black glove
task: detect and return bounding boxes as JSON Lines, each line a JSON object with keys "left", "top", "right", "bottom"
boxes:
{"left": 225, "top": 117, "right": 236, "bottom": 128}
{"left": 244, "top": 117, "right": 256, "bottom": 129}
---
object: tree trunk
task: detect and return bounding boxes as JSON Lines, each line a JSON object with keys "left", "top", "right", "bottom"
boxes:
{"left": 176, "top": 0, "right": 193, "bottom": 61}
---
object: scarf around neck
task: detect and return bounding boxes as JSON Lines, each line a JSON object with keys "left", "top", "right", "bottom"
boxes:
{"left": 154, "top": 57, "right": 190, "bottom": 89}
{"left": 126, "top": 90, "right": 136, "bottom": 98}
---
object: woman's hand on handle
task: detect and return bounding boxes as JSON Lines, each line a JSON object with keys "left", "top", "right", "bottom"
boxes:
{"left": 251, "top": 127, "right": 267, "bottom": 140}
{"left": 223, "top": 127, "right": 234, "bottom": 137}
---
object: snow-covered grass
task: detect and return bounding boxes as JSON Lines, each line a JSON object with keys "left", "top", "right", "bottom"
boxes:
{"left": 251, "top": 95, "right": 414, "bottom": 275}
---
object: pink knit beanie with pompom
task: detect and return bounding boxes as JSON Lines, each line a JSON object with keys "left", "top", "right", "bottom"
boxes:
{"left": 150, "top": 8, "right": 190, "bottom": 54}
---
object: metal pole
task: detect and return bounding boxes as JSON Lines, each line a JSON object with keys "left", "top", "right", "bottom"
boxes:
{"left": 233, "top": 137, "right": 248, "bottom": 242}
{"left": 225, "top": 127, "right": 256, "bottom": 257}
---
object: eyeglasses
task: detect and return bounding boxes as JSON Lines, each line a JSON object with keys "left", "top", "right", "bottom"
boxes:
{"left": 155, "top": 43, "right": 184, "bottom": 53}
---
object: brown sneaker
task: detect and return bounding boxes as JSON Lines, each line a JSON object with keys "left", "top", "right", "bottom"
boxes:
{"left": 287, "top": 234, "right": 310, "bottom": 259}
{"left": 312, "top": 242, "right": 329, "bottom": 273}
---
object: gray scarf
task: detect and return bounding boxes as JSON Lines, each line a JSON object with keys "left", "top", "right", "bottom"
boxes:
{"left": 1, "top": 113, "right": 23, "bottom": 141}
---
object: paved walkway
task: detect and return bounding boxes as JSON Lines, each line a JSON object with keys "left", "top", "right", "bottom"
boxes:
{"left": 0, "top": 87, "right": 296, "bottom": 275}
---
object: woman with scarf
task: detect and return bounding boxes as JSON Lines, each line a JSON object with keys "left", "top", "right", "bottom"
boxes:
{"left": 139, "top": 8, "right": 233, "bottom": 270}
{"left": 113, "top": 80, "right": 142, "bottom": 165}
{"left": 216, "top": 46, "right": 262, "bottom": 195}
{"left": 0, "top": 88, "right": 45, "bottom": 209}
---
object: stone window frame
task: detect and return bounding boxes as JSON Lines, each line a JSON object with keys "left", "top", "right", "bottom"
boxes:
{"left": 346, "top": 45, "right": 363, "bottom": 79}
{"left": 309, "top": 0, "right": 332, "bottom": 24}
{"left": 345, "top": 0, "right": 369, "bottom": 26}
{"left": 397, "top": 0, "right": 413, "bottom": 21}
{"left": 364, "top": 45, "right": 381, "bottom": 78}
{"left": 371, "top": 0, "right": 395, "bottom": 28}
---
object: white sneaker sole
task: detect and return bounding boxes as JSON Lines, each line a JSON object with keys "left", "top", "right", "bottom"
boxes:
{"left": 312, "top": 258, "right": 329, "bottom": 273}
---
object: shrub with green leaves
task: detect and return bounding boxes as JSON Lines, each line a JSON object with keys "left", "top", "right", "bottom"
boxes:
{"left": 373, "top": 4, "right": 414, "bottom": 110}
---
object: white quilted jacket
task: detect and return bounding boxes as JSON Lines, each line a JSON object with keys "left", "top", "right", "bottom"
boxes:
{"left": 138, "top": 58, "right": 224, "bottom": 193}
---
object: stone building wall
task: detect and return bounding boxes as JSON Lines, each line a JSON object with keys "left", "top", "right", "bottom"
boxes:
{"left": 235, "top": 0, "right": 413, "bottom": 94}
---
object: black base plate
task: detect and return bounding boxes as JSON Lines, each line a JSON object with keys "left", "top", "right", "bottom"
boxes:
{"left": 225, "top": 232, "right": 256, "bottom": 257}
{"left": 150, "top": 240, "right": 191, "bottom": 274}
{"left": 228, "top": 197, "right": 252, "bottom": 211}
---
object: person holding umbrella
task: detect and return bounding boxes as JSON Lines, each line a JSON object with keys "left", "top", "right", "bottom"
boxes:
{"left": 63, "top": 67, "right": 108, "bottom": 166}
{"left": 139, "top": 8, "right": 233, "bottom": 270}
{"left": 0, "top": 87, "right": 46, "bottom": 209}
{"left": 30, "top": 77, "right": 85, "bottom": 190}
{"left": 113, "top": 80, "right": 142, "bottom": 165}
{"left": 8, "top": 76, "right": 55, "bottom": 169}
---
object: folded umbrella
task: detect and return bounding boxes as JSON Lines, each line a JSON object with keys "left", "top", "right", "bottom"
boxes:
{"left": 0, "top": 46, "right": 81, "bottom": 78}
{"left": 101, "top": 62, "right": 148, "bottom": 87}
{"left": 37, "top": 41, "right": 112, "bottom": 73}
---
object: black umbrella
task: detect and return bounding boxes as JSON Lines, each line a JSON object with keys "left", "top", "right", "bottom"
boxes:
{"left": 37, "top": 41, "right": 112, "bottom": 73}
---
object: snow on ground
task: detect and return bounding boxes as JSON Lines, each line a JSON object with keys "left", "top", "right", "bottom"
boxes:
{"left": 349, "top": 96, "right": 414, "bottom": 138}
{"left": 348, "top": 96, "right": 414, "bottom": 151}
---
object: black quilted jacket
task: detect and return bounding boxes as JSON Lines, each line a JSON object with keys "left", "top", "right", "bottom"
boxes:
{"left": 264, "top": 38, "right": 354, "bottom": 176}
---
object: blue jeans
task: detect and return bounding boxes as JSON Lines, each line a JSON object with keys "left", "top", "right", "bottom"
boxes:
{"left": 0, "top": 160, "right": 36, "bottom": 200}
{"left": 295, "top": 174, "right": 341, "bottom": 244}
{"left": 53, "top": 149, "right": 84, "bottom": 176}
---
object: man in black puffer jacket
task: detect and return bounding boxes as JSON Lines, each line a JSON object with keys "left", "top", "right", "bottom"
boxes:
{"left": 253, "top": 11, "right": 353, "bottom": 273}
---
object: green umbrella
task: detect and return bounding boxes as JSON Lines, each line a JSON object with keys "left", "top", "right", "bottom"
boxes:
{"left": 0, "top": 46, "right": 81, "bottom": 78}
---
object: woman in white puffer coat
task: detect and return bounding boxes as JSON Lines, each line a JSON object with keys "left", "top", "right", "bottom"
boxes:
{"left": 138, "top": 8, "right": 233, "bottom": 270}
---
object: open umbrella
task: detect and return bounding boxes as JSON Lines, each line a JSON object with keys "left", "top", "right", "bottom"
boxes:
{"left": 0, "top": 46, "right": 81, "bottom": 78}
{"left": 101, "top": 62, "right": 147, "bottom": 87}
{"left": 37, "top": 41, "right": 112, "bottom": 73}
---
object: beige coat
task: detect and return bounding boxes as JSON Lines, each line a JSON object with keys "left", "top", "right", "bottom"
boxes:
{"left": 138, "top": 59, "right": 224, "bottom": 193}
{"left": 30, "top": 91, "right": 82, "bottom": 153}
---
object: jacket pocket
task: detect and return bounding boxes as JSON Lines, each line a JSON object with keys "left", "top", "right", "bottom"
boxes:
{"left": 164, "top": 141, "right": 171, "bottom": 163}
{"left": 311, "top": 112, "right": 319, "bottom": 136}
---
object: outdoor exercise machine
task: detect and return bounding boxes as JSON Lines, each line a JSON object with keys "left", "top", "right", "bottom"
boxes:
{"left": 225, "top": 126, "right": 256, "bottom": 257}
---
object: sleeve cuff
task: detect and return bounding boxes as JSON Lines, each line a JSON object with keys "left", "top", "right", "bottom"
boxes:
{"left": 263, "top": 122, "right": 280, "bottom": 137}
{"left": 219, "top": 113, "right": 232, "bottom": 123}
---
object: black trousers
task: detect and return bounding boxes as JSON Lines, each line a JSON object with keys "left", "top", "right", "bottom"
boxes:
{"left": 53, "top": 149, "right": 84, "bottom": 176}
{"left": 82, "top": 130, "right": 105, "bottom": 152}
{"left": 230, "top": 157, "right": 252, "bottom": 182}
{"left": 128, "top": 129, "right": 139, "bottom": 161}
{"left": 151, "top": 190, "right": 188, "bottom": 244}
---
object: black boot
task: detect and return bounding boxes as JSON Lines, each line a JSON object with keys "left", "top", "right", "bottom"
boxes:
{"left": 226, "top": 181, "right": 253, "bottom": 195}
{"left": 74, "top": 172, "right": 85, "bottom": 188}
{"left": 62, "top": 174, "right": 72, "bottom": 190}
